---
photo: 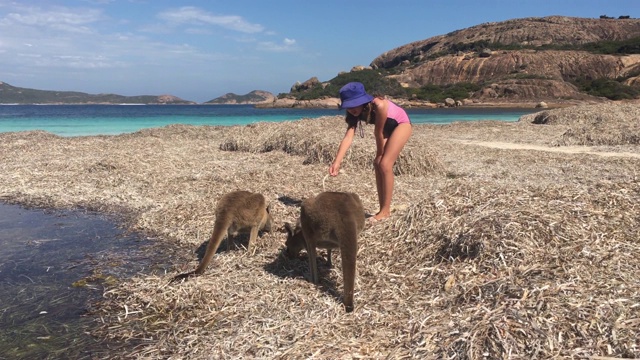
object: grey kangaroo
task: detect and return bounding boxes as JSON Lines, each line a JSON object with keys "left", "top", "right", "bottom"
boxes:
{"left": 284, "top": 191, "right": 365, "bottom": 312}
{"left": 173, "top": 190, "right": 273, "bottom": 281}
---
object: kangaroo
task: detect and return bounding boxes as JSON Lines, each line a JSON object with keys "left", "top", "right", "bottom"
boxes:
{"left": 283, "top": 191, "right": 365, "bottom": 312}
{"left": 174, "top": 190, "right": 273, "bottom": 281}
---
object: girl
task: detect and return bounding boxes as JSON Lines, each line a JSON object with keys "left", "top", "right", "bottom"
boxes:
{"left": 329, "top": 82, "right": 412, "bottom": 223}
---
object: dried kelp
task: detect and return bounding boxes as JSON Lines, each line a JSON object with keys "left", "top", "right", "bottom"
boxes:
{"left": 0, "top": 104, "right": 638, "bottom": 359}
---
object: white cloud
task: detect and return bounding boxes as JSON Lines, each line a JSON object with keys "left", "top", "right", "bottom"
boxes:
{"left": 15, "top": 51, "right": 126, "bottom": 69}
{"left": 158, "top": 6, "right": 264, "bottom": 34}
{"left": 80, "top": 0, "right": 114, "bottom": 4}
{"left": 185, "top": 27, "right": 212, "bottom": 35}
{"left": 257, "top": 38, "right": 297, "bottom": 52}
{"left": 2, "top": 6, "right": 103, "bottom": 28}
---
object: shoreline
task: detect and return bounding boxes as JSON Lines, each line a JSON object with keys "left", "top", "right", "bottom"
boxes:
{"left": 0, "top": 106, "right": 540, "bottom": 137}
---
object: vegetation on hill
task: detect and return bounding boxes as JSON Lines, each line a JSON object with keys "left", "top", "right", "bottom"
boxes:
{"left": 288, "top": 67, "right": 640, "bottom": 103}
{"left": 283, "top": 69, "right": 406, "bottom": 100}
{"left": 572, "top": 77, "right": 640, "bottom": 100}
{"left": 285, "top": 71, "right": 484, "bottom": 103}
{"left": 438, "top": 36, "right": 640, "bottom": 57}
{"left": 286, "top": 68, "right": 640, "bottom": 103}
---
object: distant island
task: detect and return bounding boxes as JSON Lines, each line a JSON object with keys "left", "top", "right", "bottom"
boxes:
{"left": 0, "top": 81, "right": 197, "bottom": 105}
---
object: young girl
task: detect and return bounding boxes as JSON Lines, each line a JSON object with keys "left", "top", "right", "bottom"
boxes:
{"left": 329, "top": 82, "right": 412, "bottom": 223}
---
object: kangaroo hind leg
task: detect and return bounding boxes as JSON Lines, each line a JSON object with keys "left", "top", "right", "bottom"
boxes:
{"left": 339, "top": 229, "right": 358, "bottom": 313}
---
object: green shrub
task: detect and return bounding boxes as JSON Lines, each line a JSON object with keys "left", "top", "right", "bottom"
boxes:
{"left": 442, "top": 37, "right": 640, "bottom": 55}
{"left": 290, "top": 69, "right": 407, "bottom": 100}
{"left": 580, "top": 36, "right": 640, "bottom": 54}
{"left": 572, "top": 77, "right": 639, "bottom": 100}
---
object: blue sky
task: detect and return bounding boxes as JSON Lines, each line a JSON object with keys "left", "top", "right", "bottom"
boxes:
{"left": 0, "top": 0, "right": 637, "bottom": 103}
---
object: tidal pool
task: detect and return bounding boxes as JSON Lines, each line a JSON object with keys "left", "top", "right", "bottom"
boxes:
{"left": 0, "top": 203, "right": 175, "bottom": 359}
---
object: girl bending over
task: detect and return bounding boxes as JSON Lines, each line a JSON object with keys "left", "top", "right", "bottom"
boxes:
{"left": 329, "top": 82, "right": 412, "bottom": 222}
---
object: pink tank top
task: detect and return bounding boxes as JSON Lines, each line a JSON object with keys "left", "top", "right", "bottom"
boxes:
{"left": 385, "top": 100, "right": 410, "bottom": 124}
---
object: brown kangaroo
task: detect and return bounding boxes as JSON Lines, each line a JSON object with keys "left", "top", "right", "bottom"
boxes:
{"left": 174, "top": 190, "right": 273, "bottom": 281}
{"left": 283, "top": 191, "right": 365, "bottom": 312}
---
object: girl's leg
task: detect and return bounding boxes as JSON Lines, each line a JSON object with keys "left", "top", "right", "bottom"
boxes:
{"left": 373, "top": 123, "right": 412, "bottom": 221}
{"left": 374, "top": 148, "right": 386, "bottom": 212}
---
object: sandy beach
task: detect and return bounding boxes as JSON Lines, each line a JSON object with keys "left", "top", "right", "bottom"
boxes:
{"left": 0, "top": 103, "right": 638, "bottom": 359}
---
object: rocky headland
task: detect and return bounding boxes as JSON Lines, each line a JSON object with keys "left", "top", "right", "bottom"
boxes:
{"left": 275, "top": 16, "right": 640, "bottom": 108}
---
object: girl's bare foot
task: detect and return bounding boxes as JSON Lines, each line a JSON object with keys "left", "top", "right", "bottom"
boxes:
{"left": 368, "top": 212, "right": 390, "bottom": 224}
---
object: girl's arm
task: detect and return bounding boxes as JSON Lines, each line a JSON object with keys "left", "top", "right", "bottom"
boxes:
{"left": 372, "top": 98, "right": 388, "bottom": 156}
{"left": 329, "top": 126, "right": 356, "bottom": 176}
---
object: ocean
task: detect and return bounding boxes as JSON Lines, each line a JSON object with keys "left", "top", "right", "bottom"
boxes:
{"left": 0, "top": 104, "right": 540, "bottom": 137}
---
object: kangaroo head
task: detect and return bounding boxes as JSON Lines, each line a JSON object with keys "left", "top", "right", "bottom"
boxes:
{"left": 283, "top": 220, "right": 305, "bottom": 258}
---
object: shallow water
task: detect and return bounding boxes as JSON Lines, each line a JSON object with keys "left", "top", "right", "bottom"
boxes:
{"left": 0, "top": 104, "right": 538, "bottom": 136}
{"left": 0, "top": 203, "right": 174, "bottom": 359}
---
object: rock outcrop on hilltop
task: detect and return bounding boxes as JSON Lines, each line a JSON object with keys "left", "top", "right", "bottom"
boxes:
{"left": 368, "top": 16, "right": 640, "bottom": 103}
{"left": 290, "top": 77, "right": 321, "bottom": 92}
{"left": 372, "top": 16, "right": 640, "bottom": 68}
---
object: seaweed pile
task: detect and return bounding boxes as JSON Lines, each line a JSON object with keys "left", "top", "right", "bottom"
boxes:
{"left": 0, "top": 104, "right": 638, "bottom": 359}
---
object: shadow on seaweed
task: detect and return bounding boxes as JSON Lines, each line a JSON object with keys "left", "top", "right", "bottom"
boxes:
{"left": 191, "top": 230, "right": 271, "bottom": 260}
{"left": 263, "top": 248, "right": 342, "bottom": 306}
{"left": 277, "top": 195, "right": 302, "bottom": 207}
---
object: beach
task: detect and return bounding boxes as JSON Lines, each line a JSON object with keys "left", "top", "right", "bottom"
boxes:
{"left": 0, "top": 103, "right": 638, "bottom": 358}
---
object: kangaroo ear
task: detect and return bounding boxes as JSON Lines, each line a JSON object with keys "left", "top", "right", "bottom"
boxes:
{"left": 283, "top": 222, "right": 293, "bottom": 235}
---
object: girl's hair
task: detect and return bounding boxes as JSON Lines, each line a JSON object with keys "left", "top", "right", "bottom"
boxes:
{"left": 345, "top": 95, "right": 384, "bottom": 128}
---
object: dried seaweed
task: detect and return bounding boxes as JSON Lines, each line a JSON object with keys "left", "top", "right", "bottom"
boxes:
{"left": 0, "top": 104, "right": 638, "bottom": 359}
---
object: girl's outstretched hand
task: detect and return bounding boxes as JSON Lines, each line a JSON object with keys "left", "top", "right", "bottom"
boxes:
{"left": 329, "top": 162, "right": 340, "bottom": 176}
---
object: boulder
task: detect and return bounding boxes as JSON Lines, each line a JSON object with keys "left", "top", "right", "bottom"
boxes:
{"left": 291, "top": 77, "right": 321, "bottom": 92}
{"left": 444, "top": 98, "right": 456, "bottom": 107}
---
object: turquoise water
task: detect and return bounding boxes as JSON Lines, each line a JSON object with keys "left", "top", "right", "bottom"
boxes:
{"left": 0, "top": 104, "right": 539, "bottom": 137}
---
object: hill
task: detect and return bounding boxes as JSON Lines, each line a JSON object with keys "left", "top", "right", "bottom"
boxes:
{"left": 204, "top": 90, "right": 275, "bottom": 105}
{"left": 285, "top": 16, "right": 640, "bottom": 105}
{"left": 0, "top": 81, "right": 196, "bottom": 105}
